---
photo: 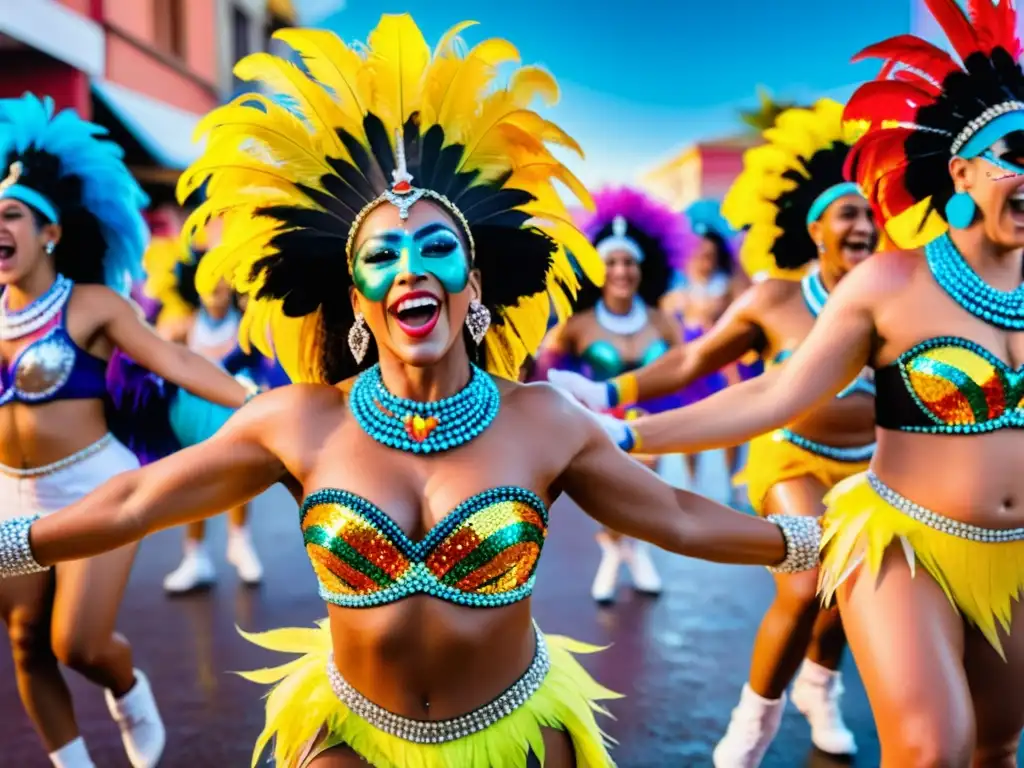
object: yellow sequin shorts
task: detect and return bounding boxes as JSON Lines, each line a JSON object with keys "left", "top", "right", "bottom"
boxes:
{"left": 733, "top": 429, "right": 873, "bottom": 515}
{"left": 238, "top": 619, "right": 621, "bottom": 768}
{"left": 820, "top": 471, "right": 1024, "bottom": 657}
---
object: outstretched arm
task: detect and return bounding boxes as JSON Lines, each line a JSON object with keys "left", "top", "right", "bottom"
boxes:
{"left": 549, "top": 287, "right": 762, "bottom": 409}
{"left": 628, "top": 262, "right": 878, "bottom": 454}
{"left": 95, "top": 286, "right": 249, "bottom": 408}
{"left": 26, "top": 393, "right": 290, "bottom": 566}
{"left": 555, "top": 397, "right": 794, "bottom": 567}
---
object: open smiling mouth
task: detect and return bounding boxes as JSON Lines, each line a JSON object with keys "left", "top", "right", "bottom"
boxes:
{"left": 389, "top": 291, "right": 442, "bottom": 338}
{"left": 1009, "top": 189, "right": 1024, "bottom": 216}
{"left": 842, "top": 241, "right": 873, "bottom": 255}
{"left": 0, "top": 244, "right": 14, "bottom": 264}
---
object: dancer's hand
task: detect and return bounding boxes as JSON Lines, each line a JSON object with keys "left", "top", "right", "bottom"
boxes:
{"left": 547, "top": 369, "right": 609, "bottom": 410}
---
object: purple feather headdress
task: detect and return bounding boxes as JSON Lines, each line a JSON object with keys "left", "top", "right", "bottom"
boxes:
{"left": 578, "top": 186, "right": 697, "bottom": 273}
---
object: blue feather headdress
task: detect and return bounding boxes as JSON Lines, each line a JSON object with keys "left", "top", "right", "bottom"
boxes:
{"left": 0, "top": 93, "right": 149, "bottom": 294}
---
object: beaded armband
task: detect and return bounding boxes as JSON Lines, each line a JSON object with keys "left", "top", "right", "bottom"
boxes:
{"left": 607, "top": 373, "right": 638, "bottom": 408}
{"left": 765, "top": 514, "right": 821, "bottom": 573}
{"left": 0, "top": 515, "right": 48, "bottom": 578}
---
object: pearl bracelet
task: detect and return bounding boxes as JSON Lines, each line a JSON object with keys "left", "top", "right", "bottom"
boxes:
{"left": 0, "top": 515, "right": 48, "bottom": 578}
{"left": 765, "top": 514, "right": 821, "bottom": 573}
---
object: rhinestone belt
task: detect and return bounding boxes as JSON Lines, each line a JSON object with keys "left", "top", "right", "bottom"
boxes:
{"left": 867, "top": 471, "right": 1024, "bottom": 543}
{"left": 775, "top": 429, "right": 875, "bottom": 463}
{"left": 326, "top": 623, "right": 550, "bottom": 743}
{"left": 0, "top": 433, "right": 114, "bottom": 478}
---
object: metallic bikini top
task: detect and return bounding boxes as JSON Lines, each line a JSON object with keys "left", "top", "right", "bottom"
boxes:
{"left": 581, "top": 337, "right": 669, "bottom": 382}
{"left": 300, "top": 486, "right": 548, "bottom": 608}
{"left": 875, "top": 336, "right": 1024, "bottom": 434}
{"left": 0, "top": 312, "right": 108, "bottom": 406}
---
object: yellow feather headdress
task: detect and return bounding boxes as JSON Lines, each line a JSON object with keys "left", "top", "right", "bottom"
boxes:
{"left": 177, "top": 14, "right": 601, "bottom": 383}
{"left": 141, "top": 236, "right": 197, "bottom": 325}
{"left": 723, "top": 99, "right": 854, "bottom": 281}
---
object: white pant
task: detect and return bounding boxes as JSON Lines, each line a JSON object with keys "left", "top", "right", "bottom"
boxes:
{"left": 0, "top": 435, "right": 139, "bottom": 520}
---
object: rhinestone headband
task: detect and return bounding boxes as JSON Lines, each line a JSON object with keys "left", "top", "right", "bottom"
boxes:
{"left": 344, "top": 134, "right": 476, "bottom": 269}
{"left": 950, "top": 101, "right": 1024, "bottom": 156}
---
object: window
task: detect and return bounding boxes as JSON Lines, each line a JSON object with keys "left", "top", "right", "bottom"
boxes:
{"left": 233, "top": 6, "right": 252, "bottom": 65}
{"left": 153, "top": 0, "right": 185, "bottom": 59}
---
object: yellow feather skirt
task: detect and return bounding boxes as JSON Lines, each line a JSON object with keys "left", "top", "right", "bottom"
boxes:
{"left": 819, "top": 472, "right": 1024, "bottom": 658}
{"left": 733, "top": 431, "right": 871, "bottom": 515}
{"left": 237, "top": 620, "right": 621, "bottom": 768}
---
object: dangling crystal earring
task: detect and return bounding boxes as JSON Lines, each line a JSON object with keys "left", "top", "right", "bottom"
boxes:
{"left": 466, "top": 300, "right": 491, "bottom": 346}
{"left": 945, "top": 189, "right": 977, "bottom": 230}
{"left": 816, "top": 241, "right": 825, "bottom": 254}
{"left": 44, "top": 241, "right": 55, "bottom": 255}
{"left": 348, "top": 312, "right": 370, "bottom": 363}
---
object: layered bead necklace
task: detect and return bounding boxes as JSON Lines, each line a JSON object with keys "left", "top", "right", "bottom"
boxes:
{"left": 0, "top": 274, "right": 72, "bottom": 341}
{"left": 925, "top": 234, "right": 1024, "bottom": 330}
{"left": 349, "top": 363, "right": 501, "bottom": 454}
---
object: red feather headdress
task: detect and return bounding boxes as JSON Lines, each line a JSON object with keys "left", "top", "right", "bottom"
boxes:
{"left": 843, "top": 0, "right": 1024, "bottom": 249}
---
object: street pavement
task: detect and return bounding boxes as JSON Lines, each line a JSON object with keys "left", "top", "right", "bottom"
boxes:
{"left": 0, "top": 453, "right": 890, "bottom": 767}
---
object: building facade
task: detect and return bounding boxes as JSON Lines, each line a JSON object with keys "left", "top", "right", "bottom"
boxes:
{"left": 640, "top": 134, "right": 760, "bottom": 211}
{"left": 0, "top": 0, "right": 294, "bottom": 227}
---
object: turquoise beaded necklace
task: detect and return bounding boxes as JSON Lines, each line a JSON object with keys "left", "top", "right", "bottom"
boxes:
{"left": 926, "top": 233, "right": 1024, "bottom": 330}
{"left": 800, "top": 267, "right": 828, "bottom": 318}
{"left": 349, "top": 363, "right": 500, "bottom": 454}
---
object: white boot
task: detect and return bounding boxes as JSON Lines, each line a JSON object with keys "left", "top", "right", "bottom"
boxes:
{"left": 49, "top": 736, "right": 96, "bottom": 768}
{"left": 623, "top": 538, "right": 662, "bottom": 595}
{"left": 591, "top": 534, "right": 622, "bottom": 604}
{"left": 163, "top": 541, "right": 215, "bottom": 594}
{"left": 104, "top": 669, "right": 166, "bottom": 768}
{"left": 791, "top": 659, "right": 857, "bottom": 755}
{"left": 713, "top": 684, "right": 786, "bottom": 768}
{"left": 226, "top": 526, "right": 263, "bottom": 586}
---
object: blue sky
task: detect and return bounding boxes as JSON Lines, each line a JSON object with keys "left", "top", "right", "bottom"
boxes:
{"left": 293, "top": 0, "right": 909, "bottom": 186}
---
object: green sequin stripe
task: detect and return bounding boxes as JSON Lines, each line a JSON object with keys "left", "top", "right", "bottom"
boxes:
{"left": 906, "top": 356, "right": 993, "bottom": 424}
{"left": 303, "top": 525, "right": 398, "bottom": 589}
{"left": 438, "top": 521, "right": 547, "bottom": 587}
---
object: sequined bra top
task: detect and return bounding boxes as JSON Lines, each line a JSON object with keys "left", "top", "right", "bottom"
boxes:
{"left": 301, "top": 486, "right": 549, "bottom": 608}
{"left": 0, "top": 312, "right": 108, "bottom": 407}
{"left": 581, "top": 338, "right": 669, "bottom": 381}
{"left": 875, "top": 337, "right": 1024, "bottom": 434}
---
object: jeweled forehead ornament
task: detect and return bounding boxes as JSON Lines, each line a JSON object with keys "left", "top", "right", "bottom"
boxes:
{"left": 0, "top": 161, "right": 22, "bottom": 195}
{"left": 345, "top": 132, "right": 476, "bottom": 269}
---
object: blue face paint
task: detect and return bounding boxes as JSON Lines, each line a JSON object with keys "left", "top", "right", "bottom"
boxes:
{"left": 351, "top": 222, "right": 470, "bottom": 302}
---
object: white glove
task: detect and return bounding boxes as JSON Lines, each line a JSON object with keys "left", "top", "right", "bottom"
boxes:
{"left": 592, "top": 411, "right": 635, "bottom": 451}
{"left": 547, "top": 369, "right": 610, "bottom": 411}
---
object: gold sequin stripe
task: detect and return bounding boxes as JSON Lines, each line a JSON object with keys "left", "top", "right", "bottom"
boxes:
{"left": 0, "top": 433, "right": 114, "bottom": 478}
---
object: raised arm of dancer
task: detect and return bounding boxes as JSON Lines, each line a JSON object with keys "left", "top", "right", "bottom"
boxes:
{"left": 554, "top": 393, "right": 787, "bottom": 566}
{"left": 627, "top": 267, "right": 877, "bottom": 455}
{"left": 84, "top": 284, "right": 249, "bottom": 407}
{"left": 549, "top": 287, "right": 764, "bottom": 409}
{"left": 25, "top": 387, "right": 297, "bottom": 565}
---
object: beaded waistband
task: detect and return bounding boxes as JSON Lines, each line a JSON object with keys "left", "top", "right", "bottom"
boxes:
{"left": 775, "top": 429, "right": 875, "bottom": 463}
{"left": 326, "top": 622, "right": 550, "bottom": 743}
{"left": 867, "top": 471, "right": 1024, "bottom": 542}
{"left": 0, "top": 433, "right": 114, "bottom": 478}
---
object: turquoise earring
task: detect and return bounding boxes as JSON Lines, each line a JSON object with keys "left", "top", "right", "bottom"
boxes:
{"left": 944, "top": 190, "right": 976, "bottom": 230}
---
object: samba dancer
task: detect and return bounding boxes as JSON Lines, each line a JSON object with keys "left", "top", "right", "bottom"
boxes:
{"left": 549, "top": 100, "right": 876, "bottom": 766}
{"left": 0, "top": 19, "right": 819, "bottom": 767}
{"left": 0, "top": 95, "right": 249, "bottom": 768}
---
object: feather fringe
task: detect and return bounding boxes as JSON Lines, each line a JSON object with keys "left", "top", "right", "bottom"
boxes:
{"left": 236, "top": 620, "right": 620, "bottom": 768}
{"left": 820, "top": 471, "right": 1024, "bottom": 658}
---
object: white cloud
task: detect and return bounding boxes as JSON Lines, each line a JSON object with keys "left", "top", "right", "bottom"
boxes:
{"left": 294, "top": 0, "right": 346, "bottom": 24}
